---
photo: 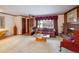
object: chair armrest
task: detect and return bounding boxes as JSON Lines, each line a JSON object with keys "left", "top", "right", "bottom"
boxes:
{"left": 60, "top": 39, "right": 74, "bottom": 47}
{"left": 61, "top": 39, "right": 79, "bottom": 52}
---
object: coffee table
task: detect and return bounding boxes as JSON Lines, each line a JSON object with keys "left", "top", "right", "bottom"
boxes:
{"left": 34, "top": 34, "right": 49, "bottom": 42}
{"left": 36, "top": 37, "right": 46, "bottom": 42}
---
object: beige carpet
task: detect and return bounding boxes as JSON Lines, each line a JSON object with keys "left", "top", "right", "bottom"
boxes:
{"left": 0, "top": 35, "right": 53, "bottom": 53}
{"left": 0, "top": 35, "right": 73, "bottom": 53}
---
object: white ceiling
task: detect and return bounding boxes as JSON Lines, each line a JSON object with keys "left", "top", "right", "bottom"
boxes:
{"left": 0, "top": 5, "right": 77, "bottom": 16}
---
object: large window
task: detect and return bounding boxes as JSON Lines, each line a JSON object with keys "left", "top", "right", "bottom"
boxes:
{"left": 0, "top": 16, "right": 5, "bottom": 28}
{"left": 37, "top": 20, "right": 54, "bottom": 29}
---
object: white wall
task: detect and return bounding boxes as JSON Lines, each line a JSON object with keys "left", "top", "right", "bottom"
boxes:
{"left": 0, "top": 13, "right": 22, "bottom": 36}
{"left": 58, "top": 15, "right": 64, "bottom": 34}
{"left": 0, "top": 13, "right": 65, "bottom": 36}
{"left": 13, "top": 16, "right": 22, "bottom": 35}
{"left": 0, "top": 13, "right": 14, "bottom": 36}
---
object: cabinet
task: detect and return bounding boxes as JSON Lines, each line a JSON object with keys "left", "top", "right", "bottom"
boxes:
{"left": 0, "top": 29, "right": 7, "bottom": 39}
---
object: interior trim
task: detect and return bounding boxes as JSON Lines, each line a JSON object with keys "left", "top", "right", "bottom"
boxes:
{"left": 65, "top": 5, "right": 79, "bottom": 14}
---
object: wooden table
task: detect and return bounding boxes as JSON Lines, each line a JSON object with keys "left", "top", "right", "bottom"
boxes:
{"left": 36, "top": 37, "right": 46, "bottom": 42}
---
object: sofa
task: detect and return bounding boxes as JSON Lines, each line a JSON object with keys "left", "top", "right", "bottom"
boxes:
{"left": 37, "top": 28, "right": 55, "bottom": 37}
{"left": 60, "top": 30, "right": 79, "bottom": 53}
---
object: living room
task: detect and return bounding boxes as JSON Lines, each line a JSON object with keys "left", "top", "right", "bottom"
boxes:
{"left": 0, "top": 5, "right": 79, "bottom": 53}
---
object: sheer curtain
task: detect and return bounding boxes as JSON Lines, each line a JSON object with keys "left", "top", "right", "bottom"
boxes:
{"left": 37, "top": 20, "right": 54, "bottom": 29}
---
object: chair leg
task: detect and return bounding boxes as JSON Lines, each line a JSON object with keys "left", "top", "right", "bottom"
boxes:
{"left": 60, "top": 47, "right": 62, "bottom": 52}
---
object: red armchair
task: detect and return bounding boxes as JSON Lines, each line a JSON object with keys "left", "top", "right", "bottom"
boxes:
{"left": 60, "top": 30, "right": 79, "bottom": 53}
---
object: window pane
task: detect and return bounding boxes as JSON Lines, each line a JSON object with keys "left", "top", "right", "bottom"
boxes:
{"left": 37, "top": 20, "right": 54, "bottom": 29}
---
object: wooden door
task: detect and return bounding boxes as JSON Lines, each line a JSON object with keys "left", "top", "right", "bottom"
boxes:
{"left": 22, "top": 17, "right": 26, "bottom": 34}
{"left": 28, "top": 17, "right": 34, "bottom": 35}
{"left": 13, "top": 25, "right": 17, "bottom": 35}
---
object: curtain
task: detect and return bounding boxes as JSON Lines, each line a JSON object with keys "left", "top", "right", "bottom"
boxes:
{"left": 36, "top": 16, "right": 58, "bottom": 20}
{"left": 36, "top": 16, "right": 58, "bottom": 35}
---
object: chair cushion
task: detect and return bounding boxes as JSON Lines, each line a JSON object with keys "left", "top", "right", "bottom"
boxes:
{"left": 74, "top": 30, "right": 79, "bottom": 45}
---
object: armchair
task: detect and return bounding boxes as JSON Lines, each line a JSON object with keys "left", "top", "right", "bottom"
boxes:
{"left": 60, "top": 30, "right": 79, "bottom": 53}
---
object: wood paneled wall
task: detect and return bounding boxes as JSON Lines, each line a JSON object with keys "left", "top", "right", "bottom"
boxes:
{"left": 28, "top": 17, "right": 32, "bottom": 35}
{"left": 64, "top": 6, "right": 79, "bottom": 34}
{"left": 77, "top": 6, "right": 79, "bottom": 21}
{"left": 27, "top": 16, "right": 35, "bottom": 35}
{"left": 64, "top": 13, "right": 67, "bottom": 34}
{"left": 22, "top": 16, "right": 35, "bottom": 35}
{"left": 54, "top": 19, "right": 58, "bottom": 35}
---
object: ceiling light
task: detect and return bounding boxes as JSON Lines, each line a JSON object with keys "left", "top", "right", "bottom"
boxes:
{"left": 0, "top": 9, "right": 4, "bottom": 12}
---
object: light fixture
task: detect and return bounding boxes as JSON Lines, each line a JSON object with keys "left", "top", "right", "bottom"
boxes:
{"left": 74, "top": 18, "right": 77, "bottom": 22}
{"left": 0, "top": 9, "right": 3, "bottom": 12}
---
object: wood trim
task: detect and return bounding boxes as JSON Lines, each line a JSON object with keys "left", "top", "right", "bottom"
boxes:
{"left": 0, "top": 12, "right": 28, "bottom": 16}
{"left": 28, "top": 16, "right": 32, "bottom": 35}
{"left": 64, "top": 13, "right": 67, "bottom": 34}
{"left": 65, "top": 5, "right": 79, "bottom": 14}
{"left": 77, "top": 6, "right": 79, "bottom": 21}
{"left": 28, "top": 17, "right": 31, "bottom": 35}
{"left": 27, "top": 19, "right": 29, "bottom": 34}
{"left": 54, "top": 19, "right": 58, "bottom": 35}
{"left": 0, "top": 12, "right": 16, "bottom": 16}
{"left": 64, "top": 13, "right": 67, "bottom": 23}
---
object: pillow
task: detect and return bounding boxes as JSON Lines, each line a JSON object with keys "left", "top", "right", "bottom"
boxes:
{"left": 64, "top": 35, "right": 75, "bottom": 42}
{"left": 70, "top": 36, "right": 75, "bottom": 42}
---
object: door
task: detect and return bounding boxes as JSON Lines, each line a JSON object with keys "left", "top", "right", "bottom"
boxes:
{"left": 22, "top": 17, "right": 26, "bottom": 34}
